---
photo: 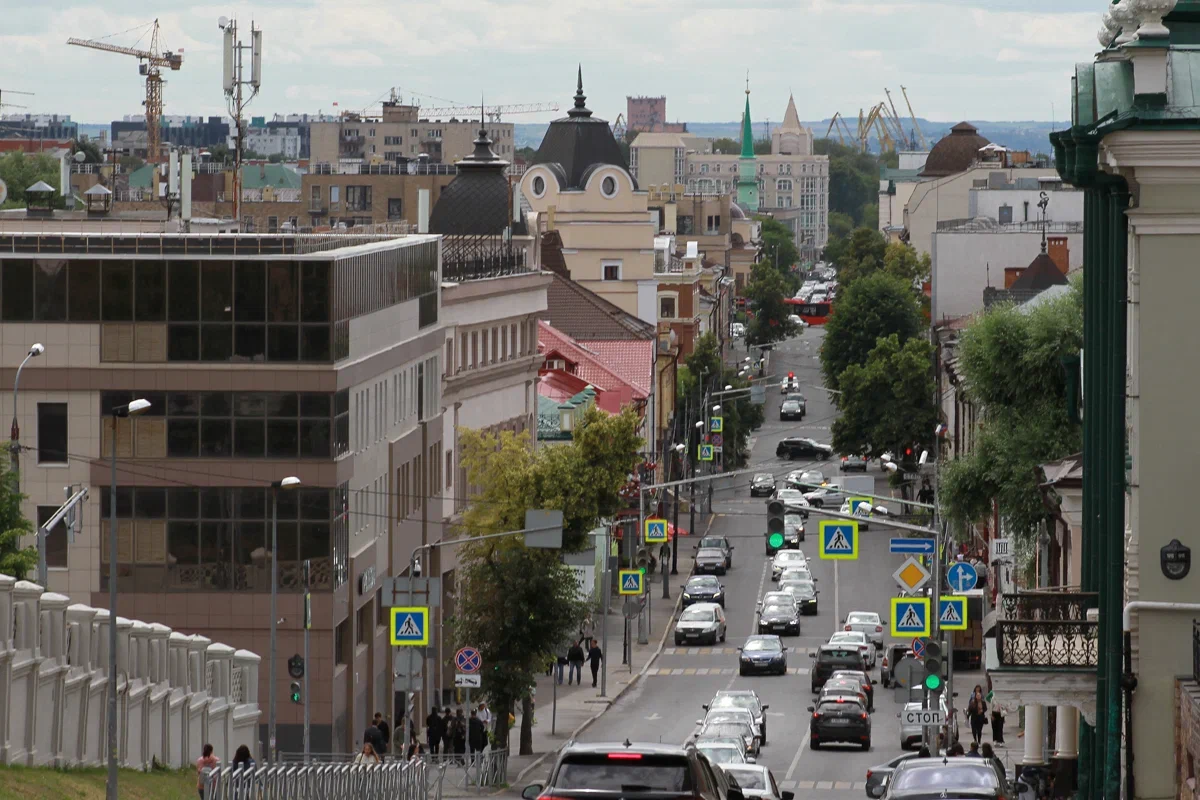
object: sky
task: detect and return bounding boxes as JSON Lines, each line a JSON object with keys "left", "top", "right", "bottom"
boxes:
{"left": 0, "top": 0, "right": 1101, "bottom": 126}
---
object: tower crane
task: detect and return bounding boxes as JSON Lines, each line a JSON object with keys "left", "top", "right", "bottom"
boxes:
{"left": 900, "top": 86, "right": 928, "bottom": 150}
{"left": 381, "top": 88, "right": 558, "bottom": 122}
{"left": 67, "top": 19, "right": 183, "bottom": 162}
{"left": 0, "top": 88, "right": 33, "bottom": 113}
{"left": 883, "top": 88, "right": 914, "bottom": 149}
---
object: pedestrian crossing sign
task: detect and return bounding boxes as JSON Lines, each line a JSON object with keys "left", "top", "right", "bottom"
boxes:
{"left": 938, "top": 596, "right": 968, "bottom": 631}
{"left": 710, "top": 416, "right": 724, "bottom": 434}
{"left": 890, "top": 597, "right": 930, "bottom": 636}
{"left": 818, "top": 520, "right": 858, "bottom": 560}
{"left": 698, "top": 444, "right": 715, "bottom": 461}
{"left": 644, "top": 517, "right": 668, "bottom": 544}
{"left": 618, "top": 569, "right": 644, "bottom": 595}
{"left": 848, "top": 497, "right": 872, "bottom": 514}
{"left": 390, "top": 607, "right": 430, "bottom": 646}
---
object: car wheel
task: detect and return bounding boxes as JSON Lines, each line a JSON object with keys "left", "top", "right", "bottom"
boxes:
{"left": 811, "top": 500, "right": 823, "bottom": 508}
{"left": 810, "top": 738, "right": 820, "bottom": 750}
{"left": 862, "top": 739, "right": 871, "bottom": 751}
{"left": 675, "top": 638, "right": 682, "bottom": 646}
{"left": 739, "top": 668, "right": 747, "bottom": 676}
{"left": 709, "top": 634, "right": 718, "bottom": 646}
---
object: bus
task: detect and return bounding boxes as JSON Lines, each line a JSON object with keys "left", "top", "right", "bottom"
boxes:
{"left": 784, "top": 298, "right": 833, "bottom": 326}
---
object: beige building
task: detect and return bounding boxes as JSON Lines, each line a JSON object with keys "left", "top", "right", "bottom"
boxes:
{"left": 310, "top": 101, "right": 514, "bottom": 166}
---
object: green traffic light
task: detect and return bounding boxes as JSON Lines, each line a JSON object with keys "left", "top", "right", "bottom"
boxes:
{"left": 768, "top": 533, "right": 784, "bottom": 549}
{"left": 924, "top": 673, "right": 943, "bottom": 692}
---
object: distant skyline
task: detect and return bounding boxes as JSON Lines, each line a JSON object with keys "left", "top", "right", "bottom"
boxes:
{"left": 2, "top": 0, "right": 1099, "bottom": 126}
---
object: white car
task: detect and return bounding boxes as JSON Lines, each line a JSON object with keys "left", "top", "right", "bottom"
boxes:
{"left": 772, "top": 489, "right": 810, "bottom": 514}
{"left": 843, "top": 611, "right": 885, "bottom": 648}
{"left": 787, "top": 470, "right": 826, "bottom": 490}
{"left": 778, "top": 565, "right": 814, "bottom": 584}
{"left": 828, "top": 631, "right": 876, "bottom": 668}
{"left": 731, "top": 322, "right": 746, "bottom": 338}
{"left": 761, "top": 591, "right": 799, "bottom": 612}
{"left": 781, "top": 375, "right": 801, "bottom": 394}
{"left": 771, "top": 550, "right": 808, "bottom": 580}
{"left": 696, "top": 740, "right": 749, "bottom": 766}
{"left": 720, "top": 765, "right": 789, "bottom": 800}
{"left": 803, "top": 486, "right": 851, "bottom": 507}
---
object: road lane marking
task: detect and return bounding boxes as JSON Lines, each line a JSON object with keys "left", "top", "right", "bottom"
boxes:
{"left": 834, "top": 782, "right": 852, "bottom": 790}
{"left": 816, "top": 781, "right": 834, "bottom": 790}
{"left": 784, "top": 728, "right": 811, "bottom": 781}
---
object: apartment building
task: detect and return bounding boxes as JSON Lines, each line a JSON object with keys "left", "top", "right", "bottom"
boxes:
{"left": 0, "top": 225, "right": 443, "bottom": 755}
{"left": 0, "top": 113, "right": 78, "bottom": 140}
{"left": 310, "top": 101, "right": 514, "bottom": 166}
{"left": 112, "top": 115, "right": 231, "bottom": 157}
{"left": 626, "top": 96, "right": 687, "bottom": 134}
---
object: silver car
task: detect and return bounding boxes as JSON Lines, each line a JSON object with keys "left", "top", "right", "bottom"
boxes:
{"left": 701, "top": 707, "right": 761, "bottom": 742}
{"left": 705, "top": 690, "right": 769, "bottom": 744}
{"left": 675, "top": 603, "right": 727, "bottom": 646}
{"left": 696, "top": 740, "right": 748, "bottom": 766}
{"left": 721, "top": 765, "right": 793, "bottom": 800}
{"left": 828, "top": 631, "right": 876, "bottom": 668}
{"left": 899, "top": 696, "right": 958, "bottom": 750}
{"left": 779, "top": 566, "right": 814, "bottom": 584}
{"left": 771, "top": 550, "right": 808, "bottom": 580}
{"left": 802, "top": 485, "right": 850, "bottom": 508}
{"left": 844, "top": 611, "right": 885, "bottom": 648}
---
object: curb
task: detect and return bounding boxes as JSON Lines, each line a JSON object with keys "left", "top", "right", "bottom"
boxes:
{"left": 511, "top": 513, "right": 718, "bottom": 787}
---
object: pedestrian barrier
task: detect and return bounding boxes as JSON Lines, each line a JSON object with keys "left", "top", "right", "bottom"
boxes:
{"left": 203, "top": 756, "right": 442, "bottom": 800}
{"left": 427, "top": 748, "right": 509, "bottom": 789}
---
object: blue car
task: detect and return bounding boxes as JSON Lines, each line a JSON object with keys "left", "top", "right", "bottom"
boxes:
{"left": 738, "top": 635, "right": 788, "bottom": 676}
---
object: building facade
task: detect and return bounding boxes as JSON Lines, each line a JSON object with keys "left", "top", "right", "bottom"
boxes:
{"left": 0, "top": 114, "right": 78, "bottom": 140}
{"left": 112, "top": 116, "right": 231, "bottom": 156}
{"left": 310, "top": 103, "right": 514, "bottom": 166}
{"left": 626, "top": 96, "right": 687, "bottom": 134}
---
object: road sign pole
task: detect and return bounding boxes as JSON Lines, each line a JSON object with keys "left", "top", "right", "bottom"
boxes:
{"left": 600, "top": 525, "right": 610, "bottom": 697}
{"left": 833, "top": 559, "right": 840, "bottom": 637}
{"left": 302, "top": 559, "right": 311, "bottom": 764}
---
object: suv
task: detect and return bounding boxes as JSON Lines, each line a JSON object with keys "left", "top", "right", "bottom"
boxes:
{"left": 809, "top": 644, "right": 867, "bottom": 692}
{"left": 840, "top": 455, "right": 869, "bottom": 472}
{"left": 776, "top": 438, "right": 833, "bottom": 460}
{"left": 522, "top": 741, "right": 745, "bottom": 800}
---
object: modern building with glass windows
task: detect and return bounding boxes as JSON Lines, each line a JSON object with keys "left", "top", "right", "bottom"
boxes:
{"left": 0, "top": 229, "right": 446, "bottom": 754}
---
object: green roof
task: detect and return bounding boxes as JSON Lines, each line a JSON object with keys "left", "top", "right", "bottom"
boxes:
{"left": 127, "top": 164, "right": 155, "bottom": 189}
{"left": 879, "top": 167, "right": 923, "bottom": 182}
{"left": 241, "top": 164, "right": 301, "bottom": 190}
{"left": 740, "top": 93, "right": 754, "bottom": 159}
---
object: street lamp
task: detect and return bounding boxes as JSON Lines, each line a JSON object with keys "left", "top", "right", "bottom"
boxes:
{"left": 712, "top": 405, "right": 721, "bottom": 413}
{"left": 107, "top": 397, "right": 149, "bottom": 800}
{"left": 269, "top": 475, "right": 301, "bottom": 763}
{"left": 725, "top": 384, "right": 733, "bottom": 391}
{"left": 9, "top": 343, "right": 44, "bottom": 477}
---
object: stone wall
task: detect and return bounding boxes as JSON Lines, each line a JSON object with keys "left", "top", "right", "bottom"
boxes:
{"left": 0, "top": 573, "right": 261, "bottom": 769}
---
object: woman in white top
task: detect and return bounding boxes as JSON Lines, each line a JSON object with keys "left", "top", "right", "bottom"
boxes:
{"left": 354, "top": 742, "right": 381, "bottom": 765}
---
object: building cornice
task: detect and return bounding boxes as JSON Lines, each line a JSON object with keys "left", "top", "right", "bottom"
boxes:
{"left": 443, "top": 353, "right": 543, "bottom": 400}
{"left": 1125, "top": 208, "right": 1200, "bottom": 235}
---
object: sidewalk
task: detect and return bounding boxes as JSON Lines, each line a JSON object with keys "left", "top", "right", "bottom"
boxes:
{"left": 504, "top": 515, "right": 716, "bottom": 786}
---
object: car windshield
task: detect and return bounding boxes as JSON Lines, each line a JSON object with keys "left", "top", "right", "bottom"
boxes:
{"left": 784, "top": 514, "right": 803, "bottom": 525}
{"left": 702, "top": 723, "right": 749, "bottom": 738}
{"left": 744, "top": 638, "right": 782, "bottom": 652}
{"left": 699, "top": 538, "right": 726, "bottom": 549}
{"left": 892, "top": 765, "right": 999, "bottom": 791}
{"left": 707, "top": 710, "right": 750, "bottom": 724}
{"left": 763, "top": 594, "right": 794, "bottom": 606}
{"left": 688, "top": 577, "right": 719, "bottom": 590}
{"left": 680, "top": 607, "right": 716, "bottom": 622}
{"left": 848, "top": 613, "right": 879, "bottom": 624}
{"left": 832, "top": 671, "right": 867, "bottom": 683}
{"left": 697, "top": 548, "right": 724, "bottom": 559}
{"left": 711, "top": 695, "right": 759, "bottom": 713}
{"left": 696, "top": 745, "right": 744, "bottom": 765}
{"left": 754, "top": 474, "right": 773, "bottom": 483}
{"left": 831, "top": 633, "right": 865, "bottom": 644}
{"left": 762, "top": 604, "right": 792, "bottom": 616}
{"left": 776, "top": 551, "right": 806, "bottom": 562}
{"left": 782, "top": 402, "right": 799, "bottom": 409}
{"left": 726, "top": 769, "right": 767, "bottom": 790}
{"left": 554, "top": 754, "right": 694, "bottom": 791}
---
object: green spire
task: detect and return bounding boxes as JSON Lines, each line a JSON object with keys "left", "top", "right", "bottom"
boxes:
{"left": 740, "top": 86, "right": 754, "bottom": 158}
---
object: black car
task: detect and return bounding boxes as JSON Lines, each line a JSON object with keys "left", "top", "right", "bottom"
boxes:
{"left": 783, "top": 514, "right": 805, "bottom": 546}
{"left": 829, "top": 669, "right": 876, "bottom": 712}
{"left": 785, "top": 392, "right": 807, "bottom": 414}
{"left": 694, "top": 547, "right": 728, "bottom": 576}
{"left": 810, "top": 645, "right": 867, "bottom": 692}
{"left": 779, "top": 400, "right": 804, "bottom": 421}
{"left": 776, "top": 438, "right": 833, "bottom": 460}
{"left": 694, "top": 536, "right": 733, "bottom": 569}
{"left": 750, "top": 473, "right": 777, "bottom": 497}
{"left": 737, "top": 635, "right": 788, "bottom": 676}
{"left": 883, "top": 757, "right": 1010, "bottom": 800}
{"left": 786, "top": 579, "right": 819, "bottom": 615}
{"left": 521, "top": 740, "right": 745, "bottom": 800}
{"left": 840, "top": 455, "right": 869, "bottom": 472}
{"left": 682, "top": 575, "right": 725, "bottom": 608}
{"left": 808, "top": 697, "right": 871, "bottom": 751}
{"left": 757, "top": 601, "right": 800, "bottom": 636}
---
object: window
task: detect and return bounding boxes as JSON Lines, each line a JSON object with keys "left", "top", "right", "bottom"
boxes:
{"left": 601, "top": 175, "right": 618, "bottom": 197}
{"left": 531, "top": 175, "right": 546, "bottom": 197}
{"left": 357, "top": 601, "right": 373, "bottom": 645}
{"left": 446, "top": 449, "right": 453, "bottom": 489}
{"left": 330, "top": 186, "right": 340, "bottom": 205}
{"left": 706, "top": 215, "right": 721, "bottom": 234}
{"left": 37, "top": 403, "right": 68, "bottom": 465}
{"left": 346, "top": 185, "right": 372, "bottom": 212}
{"left": 267, "top": 216, "right": 279, "bottom": 233}
{"left": 659, "top": 294, "right": 677, "bottom": 319}
{"left": 335, "top": 619, "right": 350, "bottom": 665}
{"left": 602, "top": 261, "right": 621, "bottom": 281}
{"left": 777, "top": 179, "right": 792, "bottom": 191}
{"left": 36, "top": 506, "right": 68, "bottom": 568}
{"left": 778, "top": 195, "right": 793, "bottom": 208}
{"left": 998, "top": 204, "right": 1013, "bottom": 224}
{"left": 388, "top": 198, "right": 403, "bottom": 221}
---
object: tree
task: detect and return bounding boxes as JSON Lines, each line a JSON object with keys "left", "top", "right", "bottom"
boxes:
{"left": 821, "top": 271, "right": 924, "bottom": 395}
{"left": 753, "top": 137, "right": 771, "bottom": 155}
{"left": 267, "top": 152, "right": 285, "bottom": 164}
{"left": 757, "top": 215, "right": 799, "bottom": 275}
{"left": 677, "top": 333, "right": 764, "bottom": 468}
{"left": 0, "top": 464, "right": 36, "bottom": 580}
{"left": 71, "top": 140, "right": 102, "bottom": 164}
{"left": 0, "top": 153, "right": 63, "bottom": 210}
{"left": 743, "top": 262, "right": 798, "bottom": 347}
{"left": 832, "top": 334, "right": 936, "bottom": 460}
{"left": 830, "top": 227, "right": 888, "bottom": 283}
{"left": 882, "top": 241, "right": 932, "bottom": 284}
{"left": 515, "top": 146, "right": 537, "bottom": 162}
{"left": 940, "top": 282, "right": 1083, "bottom": 540}
{"left": 828, "top": 211, "right": 855, "bottom": 243}
{"left": 712, "top": 137, "right": 739, "bottom": 154}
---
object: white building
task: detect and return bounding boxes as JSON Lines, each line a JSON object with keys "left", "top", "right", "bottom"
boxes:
{"left": 228, "top": 128, "right": 302, "bottom": 159}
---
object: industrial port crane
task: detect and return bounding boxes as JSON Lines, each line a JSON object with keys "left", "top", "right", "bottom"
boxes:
{"left": 67, "top": 19, "right": 183, "bottom": 162}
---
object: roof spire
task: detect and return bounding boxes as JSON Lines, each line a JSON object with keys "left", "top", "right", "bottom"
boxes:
{"left": 465, "top": 95, "right": 500, "bottom": 164}
{"left": 740, "top": 74, "right": 754, "bottom": 159}
{"left": 569, "top": 64, "right": 592, "bottom": 118}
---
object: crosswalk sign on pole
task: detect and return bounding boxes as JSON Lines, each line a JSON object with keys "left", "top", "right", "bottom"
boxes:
{"left": 890, "top": 597, "right": 930, "bottom": 636}
{"left": 390, "top": 607, "right": 429, "bottom": 646}
{"left": 710, "top": 416, "right": 724, "bottom": 433}
{"left": 618, "top": 569, "right": 644, "bottom": 595}
{"left": 698, "top": 444, "right": 715, "bottom": 461}
{"left": 938, "top": 596, "right": 968, "bottom": 630}
{"left": 818, "top": 520, "right": 858, "bottom": 560}
{"left": 848, "top": 497, "right": 872, "bottom": 514}
{"left": 644, "top": 517, "right": 668, "bottom": 544}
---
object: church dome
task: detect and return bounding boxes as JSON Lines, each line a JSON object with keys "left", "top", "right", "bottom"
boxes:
{"left": 919, "top": 122, "right": 990, "bottom": 178}
{"left": 429, "top": 122, "right": 511, "bottom": 236}
{"left": 530, "top": 67, "right": 632, "bottom": 190}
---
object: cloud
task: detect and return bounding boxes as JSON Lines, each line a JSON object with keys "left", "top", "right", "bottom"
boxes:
{"left": 8, "top": 0, "right": 1084, "bottom": 124}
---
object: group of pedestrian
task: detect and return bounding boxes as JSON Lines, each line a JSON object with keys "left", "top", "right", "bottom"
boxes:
{"left": 357, "top": 710, "right": 391, "bottom": 763}
{"left": 966, "top": 684, "right": 1005, "bottom": 746}
{"left": 424, "top": 703, "right": 491, "bottom": 760}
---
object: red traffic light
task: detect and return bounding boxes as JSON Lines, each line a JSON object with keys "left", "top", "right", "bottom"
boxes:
{"left": 788, "top": 372, "right": 794, "bottom": 379}
{"left": 905, "top": 447, "right": 913, "bottom": 456}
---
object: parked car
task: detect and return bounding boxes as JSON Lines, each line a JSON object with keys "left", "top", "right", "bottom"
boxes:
{"left": 840, "top": 455, "right": 869, "bottom": 472}
{"left": 737, "top": 635, "right": 788, "bottom": 676}
{"left": 777, "top": 438, "right": 833, "bottom": 460}
{"left": 808, "top": 697, "right": 871, "bottom": 751}
{"left": 675, "top": 603, "right": 727, "bottom": 646}
{"left": 730, "top": 322, "right": 746, "bottom": 339}
{"left": 750, "top": 473, "right": 777, "bottom": 497}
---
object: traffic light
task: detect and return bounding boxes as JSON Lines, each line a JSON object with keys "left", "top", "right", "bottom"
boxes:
{"left": 923, "top": 639, "right": 943, "bottom": 694}
{"left": 767, "top": 499, "right": 785, "bottom": 535}
{"left": 635, "top": 547, "right": 652, "bottom": 572}
{"left": 289, "top": 680, "right": 302, "bottom": 704}
{"left": 787, "top": 372, "right": 794, "bottom": 379}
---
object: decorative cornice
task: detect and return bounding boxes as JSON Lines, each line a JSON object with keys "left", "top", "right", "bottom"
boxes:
{"left": 1102, "top": 129, "right": 1200, "bottom": 171}
{"left": 1125, "top": 209, "right": 1200, "bottom": 234}
{"left": 989, "top": 668, "right": 1098, "bottom": 725}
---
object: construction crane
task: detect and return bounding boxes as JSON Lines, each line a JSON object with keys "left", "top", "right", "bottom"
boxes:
{"left": 381, "top": 88, "right": 558, "bottom": 122}
{"left": 901, "top": 86, "right": 928, "bottom": 150}
{"left": 0, "top": 88, "right": 33, "bottom": 113}
{"left": 882, "top": 88, "right": 914, "bottom": 149}
{"left": 612, "top": 113, "right": 627, "bottom": 141}
{"left": 67, "top": 19, "right": 183, "bottom": 162}
{"left": 824, "top": 112, "right": 853, "bottom": 146}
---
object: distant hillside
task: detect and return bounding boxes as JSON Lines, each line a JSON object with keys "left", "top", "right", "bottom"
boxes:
{"left": 514, "top": 119, "right": 1058, "bottom": 157}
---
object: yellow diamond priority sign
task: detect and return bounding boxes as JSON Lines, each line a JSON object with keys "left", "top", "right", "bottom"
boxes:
{"left": 892, "top": 556, "right": 931, "bottom": 593}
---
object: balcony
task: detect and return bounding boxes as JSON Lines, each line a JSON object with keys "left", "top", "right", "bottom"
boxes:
{"left": 988, "top": 591, "right": 1098, "bottom": 726}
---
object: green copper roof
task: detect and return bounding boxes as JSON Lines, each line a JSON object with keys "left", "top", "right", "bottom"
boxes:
{"left": 740, "top": 93, "right": 754, "bottom": 159}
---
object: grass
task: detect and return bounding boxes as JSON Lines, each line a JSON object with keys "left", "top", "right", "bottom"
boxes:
{"left": 0, "top": 764, "right": 198, "bottom": 800}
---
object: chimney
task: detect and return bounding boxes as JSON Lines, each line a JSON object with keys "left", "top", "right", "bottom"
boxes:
{"left": 1047, "top": 236, "right": 1069, "bottom": 275}
{"left": 1003, "top": 267, "right": 1023, "bottom": 289}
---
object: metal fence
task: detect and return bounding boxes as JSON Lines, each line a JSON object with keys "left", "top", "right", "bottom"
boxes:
{"left": 203, "top": 757, "right": 442, "bottom": 800}
{"left": 427, "top": 749, "right": 509, "bottom": 789}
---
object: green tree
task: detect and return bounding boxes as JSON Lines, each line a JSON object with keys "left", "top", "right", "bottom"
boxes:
{"left": 677, "top": 333, "right": 764, "bottom": 468}
{"left": 940, "top": 282, "right": 1083, "bottom": 540}
{"left": 744, "top": 262, "right": 798, "bottom": 347}
{"left": 832, "top": 334, "right": 936, "bottom": 460}
{"left": 71, "top": 140, "right": 103, "bottom": 164}
{"left": 712, "top": 137, "right": 739, "bottom": 154}
{"left": 757, "top": 215, "right": 799, "bottom": 275}
{"left": 0, "top": 153, "right": 63, "bottom": 210}
{"left": 0, "top": 463, "right": 36, "bottom": 580}
{"left": 828, "top": 227, "right": 888, "bottom": 283}
{"left": 267, "top": 152, "right": 285, "bottom": 163}
{"left": 821, "top": 271, "right": 924, "bottom": 394}
{"left": 828, "top": 211, "right": 855, "bottom": 243}
{"left": 515, "top": 146, "right": 537, "bottom": 161}
{"left": 753, "top": 137, "right": 772, "bottom": 155}
{"left": 882, "top": 241, "right": 932, "bottom": 284}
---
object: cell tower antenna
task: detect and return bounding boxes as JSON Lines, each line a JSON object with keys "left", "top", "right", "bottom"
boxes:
{"left": 220, "top": 16, "right": 263, "bottom": 226}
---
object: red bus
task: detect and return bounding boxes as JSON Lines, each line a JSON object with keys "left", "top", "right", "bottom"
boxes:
{"left": 784, "top": 297, "right": 833, "bottom": 326}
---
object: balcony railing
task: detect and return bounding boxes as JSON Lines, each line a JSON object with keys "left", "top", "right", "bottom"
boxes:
{"left": 996, "top": 592, "right": 1099, "bottom": 669}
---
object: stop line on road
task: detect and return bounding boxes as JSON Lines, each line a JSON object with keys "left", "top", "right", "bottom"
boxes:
{"left": 645, "top": 666, "right": 810, "bottom": 676}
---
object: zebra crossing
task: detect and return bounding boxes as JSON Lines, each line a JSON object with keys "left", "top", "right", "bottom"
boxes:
{"left": 661, "top": 647, "right": 819, "bottom": 657}
{"left": 777, "top": 780, "right": 868, "bottom": 792}
{"left": 645, "top": 666, "right": 810, "bottom": 676}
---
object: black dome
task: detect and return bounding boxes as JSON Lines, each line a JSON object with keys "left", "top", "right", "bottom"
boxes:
{"left": 429, "top": 122, "right": 511, "bottom": 236}
{"left": 531, "top": 66, "right": 630, "bottom": 190}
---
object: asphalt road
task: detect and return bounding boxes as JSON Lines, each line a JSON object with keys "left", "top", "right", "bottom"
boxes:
{"left": 575, "top": 328, "right": 978, "bottom": 799}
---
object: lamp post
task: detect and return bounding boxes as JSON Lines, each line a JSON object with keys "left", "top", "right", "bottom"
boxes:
{"left": 107, "top": 397, "right": 150, "bottom": 800}
{"left": 269, "top": 475, "right": 301, "bottom": 763}
{"left": 9, "top": 343, "right": 44, "bottom": 478}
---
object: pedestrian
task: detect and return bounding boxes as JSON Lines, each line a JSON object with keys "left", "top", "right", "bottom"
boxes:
{"left": 555, "top": 647, "right": 568, "bottom": 684}
{"left": 363, "top": 719, "right": 385, "bottom": 755}
{"left": 987, "top": 680, "right": 1005, "bottom": 743}
{"left": 477, "top": 701, "right": 492, "bottom": 730}
{"left": 468, "top": 709, "right": 487, "bottom": 756}
{"left": 426, "top": 706, "right": 443, "bottom": 755}
{"left": 948, "top": 742, "right": 965, "bottom": 757}
{"left": 587, "top": 641, "right": 603, "bottom": 688}
{"left": 442, "top": 707, "right": 454, "bottom": 748}
{"left": 967, "top": 685, "right": 988, "bottom": 745}
{"left": 452, "top": 708, "right": 468, "bottom": 762}
{"left": 195, "top": 743, "right": 219, "bottom": 800}
{"left": 917, "top": 745, "right": 931, "bottom": 758}
{"left": 354, "top": 742, "right": 381, "bottom": 764}
{"left": 967, "top": 741, "right": 981, "bottom": 757}
{"left": 567, "top": 640, "right": 585, "bottom": 685}
{"left": 374, "top": 711, "right": 390, "bottom": 756}
{"left": 580, "top": 614, "right": 595, "bottom": 650}
{"left": 980, "top": 742, "right": 1005, "bottom": 779}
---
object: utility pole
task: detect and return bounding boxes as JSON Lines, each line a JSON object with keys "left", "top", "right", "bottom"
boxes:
{"left": 220, "top": 17, "right": 262, "bottom": 227}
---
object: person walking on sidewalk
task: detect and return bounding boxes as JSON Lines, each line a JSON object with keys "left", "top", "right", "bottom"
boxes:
{"left": 580, "top": 614, "right": 595, "bottom": 650}
{"left": 425, "top": 707, "right": 444, "bottom": 755}
{"left": 468, "top": 709, "right": 487, "bottom": 757}
{"left": 967, "top": 685, "right": 988, "bottom": 745}
{"left": 452, "top": 708, "right": 468, "bottom": 762}
{"left": 587, "top": 642, "right": 603, "bottom": 687}
{"left": 567, "top": 640, "right": 585, "bottom": 685}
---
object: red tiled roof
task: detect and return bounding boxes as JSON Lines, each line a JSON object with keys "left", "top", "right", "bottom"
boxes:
{"left": 580, "top": 340, "right": 653, "bottom": 397}
{"left": 538, "top": 322, "right": 646, "bottom": 411}
{"left": 542, "top": 273, "right": 655, "bottom": 341}
{"left": 538, "top": 370, "right": 593, "bottom": 402}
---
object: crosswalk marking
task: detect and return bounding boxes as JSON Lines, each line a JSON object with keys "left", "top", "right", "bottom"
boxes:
{"left": 664, "top": 646, "right": 821, "bottom": 658}
{"left": 816, "top": 781, "right": 834, "bottom": 790}
{"left": 778, "top": 781, "right": 867, "bottom": 792}
{"left": 645, "top": 666, "right": 810, "bottom": 676}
